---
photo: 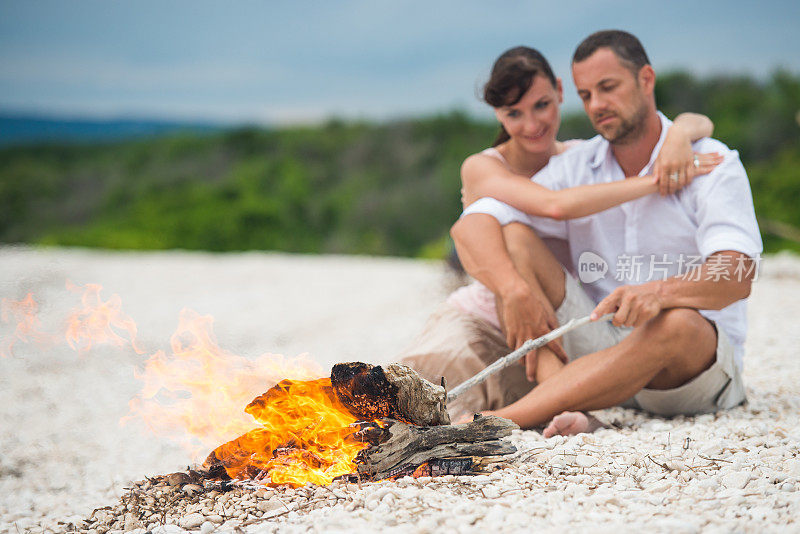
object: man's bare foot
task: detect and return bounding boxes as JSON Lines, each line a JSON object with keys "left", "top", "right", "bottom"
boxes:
{"left": 542, "top": 411, "right": 604, "bottom": 438}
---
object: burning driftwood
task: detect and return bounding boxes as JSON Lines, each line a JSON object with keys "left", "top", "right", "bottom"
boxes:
{"left": 202, "top": 362, "right": 515, "bottom": 486}
{"left": 330, "top": 362, "right": 450, "bottom": 426}
{"left": 202, "top": 377, "right": 364, "bottom": 485}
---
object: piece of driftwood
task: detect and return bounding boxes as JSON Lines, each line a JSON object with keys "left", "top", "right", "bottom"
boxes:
{"left": 354, "top": 414, "right": 518, "bottom": 480}
{"left": 331, "top": 362, "right": 450, "bottom": 426}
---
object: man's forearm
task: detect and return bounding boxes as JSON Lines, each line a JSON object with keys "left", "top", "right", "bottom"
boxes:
{"left": 658, "top": 251, "right": 755, "bottom": 310}
{"left": 592, "top": 251, "right": 756, "bottom": 327}
{"left": 450, "top": 214, "right": 528, "bottom": 297}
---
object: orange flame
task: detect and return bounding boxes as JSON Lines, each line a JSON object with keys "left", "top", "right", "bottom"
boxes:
{"left": 5, "top": 282, "right": 368, "bottom": 487}
{"left": 124, "top": 308, "right": 327, "bottom": 462}
{"left": 209, "top": 378, "right": 367, "bottom": 486}
{"left": 0, "top": 293, "right": 50, "bottom": 357}
{"left": 65, "top": 281, "right": 143, "bottom": 354}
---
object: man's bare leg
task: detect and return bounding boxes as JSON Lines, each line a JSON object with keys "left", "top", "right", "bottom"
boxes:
{"left": 532, "top": 350, "right": 564, "bottom": 383}
{"left": 490, "top": 307, "right": 717, "bottom": 431}
{"left": 525, "top": 350, "right": 604, "bottom": 436}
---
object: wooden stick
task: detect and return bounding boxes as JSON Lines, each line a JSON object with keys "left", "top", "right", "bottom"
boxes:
{"left": 446, "top": 313, "right": 615, "bottom": 402}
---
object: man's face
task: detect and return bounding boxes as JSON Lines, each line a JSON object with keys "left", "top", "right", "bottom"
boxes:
{"left": 572, "top": 48, "right": 651, "bottom": 145}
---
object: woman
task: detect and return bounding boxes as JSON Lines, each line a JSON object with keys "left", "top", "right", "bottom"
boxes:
{"left": 397, "top": 46, "right": 720, "bottom": 423}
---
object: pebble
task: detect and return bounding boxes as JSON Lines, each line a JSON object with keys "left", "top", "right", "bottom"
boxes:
{"left": 182, "top": 484, "right": 203, "bottom": 495}
{"left": 482, "top": 486, "right": 501, "bottom": 499}
{"left": 785, "top": 459, "right": 800, "bottom": 477}
{"left": 180, "top": 512, "right": 205, "bottom": 529}
{"left": 258, "top": 498, "right": 284, "bottom": 513}
{"left": 167, "top": 472, "right": 191, "bottom": 486}
{"left": 721, "top": 472, "right": 751, "bottom": 490}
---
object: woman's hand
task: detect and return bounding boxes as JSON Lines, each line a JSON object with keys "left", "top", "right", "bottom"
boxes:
{"left": 653, "top": 125, "right": 723, "bottom": 195}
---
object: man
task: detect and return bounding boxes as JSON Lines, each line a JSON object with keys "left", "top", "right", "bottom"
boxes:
{"left": 451, "top": 30, "right": 762, "bottom": 435}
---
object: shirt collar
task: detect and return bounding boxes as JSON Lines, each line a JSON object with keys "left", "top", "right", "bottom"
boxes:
{"left": 590, "top": 111, "right": 672, "bottom": 174}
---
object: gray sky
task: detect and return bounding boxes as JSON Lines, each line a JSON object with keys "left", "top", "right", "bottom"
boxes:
{"left": 1, "top": 0, "right": 798, "bottom": 124}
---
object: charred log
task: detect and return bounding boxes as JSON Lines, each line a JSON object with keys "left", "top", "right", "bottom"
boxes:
{"left": 348, "top": 420, "right": 392, "bottom": 446}
{"left": 331, "top": 362, "right": 450, "bottom": 426}
{"left": 355, "top": 414, "right": 518, "bottom": 480}
{"left": 200, "top": 452, "right": 230, "bottom": 480}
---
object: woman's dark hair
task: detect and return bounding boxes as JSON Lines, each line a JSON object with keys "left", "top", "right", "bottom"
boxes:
{"left": 483, "top": 46, "right": 557, "bottom": 146}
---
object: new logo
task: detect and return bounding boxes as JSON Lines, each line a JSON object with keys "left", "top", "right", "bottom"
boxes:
{"left": 578, "top": 251, "right": 608, "bottom": 284}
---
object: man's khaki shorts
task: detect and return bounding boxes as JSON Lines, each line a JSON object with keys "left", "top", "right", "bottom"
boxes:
{"left": 557, "top": 272, "right": 747, "bottom": 417}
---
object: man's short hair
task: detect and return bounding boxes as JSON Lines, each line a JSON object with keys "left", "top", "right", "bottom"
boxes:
{"left": 572, "top": 30, "right": 651, "bottom": 75}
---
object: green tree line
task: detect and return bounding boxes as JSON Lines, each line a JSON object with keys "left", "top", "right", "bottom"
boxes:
{"left": 1, "top": 71, "right": 798, "bottom": 257}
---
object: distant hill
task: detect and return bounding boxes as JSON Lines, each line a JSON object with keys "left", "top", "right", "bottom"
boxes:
{"left": 0, "top": 113, "right": 227, "bottom": 146}
{"left": 0, "top": 71, "right": 798, "bottom": 256}
{"left": 0, "top": 111, "right": 495, "bottom": 257}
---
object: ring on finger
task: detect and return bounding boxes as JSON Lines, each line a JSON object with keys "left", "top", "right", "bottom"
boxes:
{"left": 693, "top": 154, "right": 700, "bottom": 168}
{"left": 669, "top": 171, "right": 680, "bottom": 182}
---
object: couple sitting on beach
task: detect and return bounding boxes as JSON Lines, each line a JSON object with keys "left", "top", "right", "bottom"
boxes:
{"left": 399, "top": 30, "right": 762, "bottom": 436}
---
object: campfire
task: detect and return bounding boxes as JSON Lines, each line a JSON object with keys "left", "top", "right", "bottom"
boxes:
{"left": 2, "top": 286, "right": 517, "bottom": 488}
{"left": 98, "top": 363, "right": 517, "bottom": 531}
{"left": 2, "top": 282, "right": 525, "bottom": 532}
{"left": 201, "top": 362, "right": 518, "bottom": 487}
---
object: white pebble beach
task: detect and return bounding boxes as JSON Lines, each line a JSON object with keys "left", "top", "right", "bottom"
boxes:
{"left": 1, "top": 246, "right": 799, "bottom": 533}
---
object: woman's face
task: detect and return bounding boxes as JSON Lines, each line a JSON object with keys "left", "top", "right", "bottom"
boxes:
{"left": 494, "top": 75, "right": 563, "bottom": 153}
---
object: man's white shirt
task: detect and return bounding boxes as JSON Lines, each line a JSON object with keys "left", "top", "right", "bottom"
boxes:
{"left": 462, "top": 112, "right": 762, "bottom": 369}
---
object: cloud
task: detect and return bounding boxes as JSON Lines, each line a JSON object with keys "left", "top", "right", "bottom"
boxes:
{"left": 0, "top": 0, "right": 798, "bottom": 121}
